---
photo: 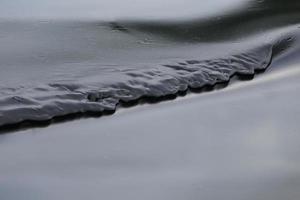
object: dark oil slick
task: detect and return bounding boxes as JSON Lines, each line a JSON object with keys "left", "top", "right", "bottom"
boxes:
{"left": 0, "top": 0, "right": 299, "bottom": 129}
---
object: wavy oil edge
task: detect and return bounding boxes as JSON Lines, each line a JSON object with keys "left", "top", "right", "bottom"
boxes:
{"left": 0, "top": 63, "right": 274, "bottom": 134}
{"left": 1, "top": 35, "right": 297, "bottom": 134}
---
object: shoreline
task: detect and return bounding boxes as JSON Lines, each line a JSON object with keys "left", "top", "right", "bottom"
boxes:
{"left": 1, "top": 32, "right": 298, "bottom": 134}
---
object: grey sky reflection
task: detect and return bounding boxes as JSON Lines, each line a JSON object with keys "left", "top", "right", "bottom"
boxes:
{"left": 0, "top": 0, "right": 248, "bottom": 20}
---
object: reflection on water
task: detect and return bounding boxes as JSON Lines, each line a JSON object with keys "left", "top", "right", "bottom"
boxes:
{"left": 0, "top": 0, "right": 248, "bottom": 20}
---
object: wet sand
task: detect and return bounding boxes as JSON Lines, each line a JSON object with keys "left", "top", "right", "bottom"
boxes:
{"left": 1, "top": 61, "right": 300, "bottom": 199}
